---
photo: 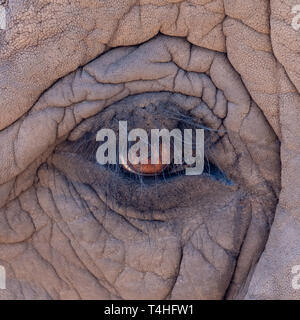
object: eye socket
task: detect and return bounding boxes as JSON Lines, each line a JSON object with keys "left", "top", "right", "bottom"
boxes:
{"left": 52, "top": 93, "right": 234, "bottom": 217}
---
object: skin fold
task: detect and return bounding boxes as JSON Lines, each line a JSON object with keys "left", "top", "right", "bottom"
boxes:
{"left": 0, "top": 0, "right": 299, "bottom": 300}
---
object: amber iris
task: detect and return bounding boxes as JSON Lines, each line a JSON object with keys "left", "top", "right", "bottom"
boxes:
{"left": 129, "top": 161, "right": 167, "bottom": 175}
{"left": 125, "top": 143, "right": 170, "bottom": 176}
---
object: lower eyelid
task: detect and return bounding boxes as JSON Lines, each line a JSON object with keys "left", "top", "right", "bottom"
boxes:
{"left": 50, "top": 151, "right": 235, "bottom": 220}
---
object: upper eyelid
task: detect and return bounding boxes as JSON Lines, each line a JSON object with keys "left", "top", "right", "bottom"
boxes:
{"left": 31, "top": 36, "right": 249, "bottom": 147}
{"left": 0, "top": 35, "right": 251, "bottom": 187}
{"left": 32, "top": 36, "right": 249, "bottom": 114}
{"left": 67, "top": 91, "right": 225, "bottom": 143}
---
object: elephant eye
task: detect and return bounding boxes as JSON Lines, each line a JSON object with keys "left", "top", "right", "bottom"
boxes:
{"left": 120, "top": 139, "right": 190, "bottom": 178}
{"left": 123, "top": 161, "right": 168, "bottom": 176}
{"left": 121, "top": 142, "right": 169, "bottom": 176}
{"left": 119, "top": 138, "right": 207, "bottom": 179}
{"left": 56, "top": 94, "right": 231, "bottom": 186}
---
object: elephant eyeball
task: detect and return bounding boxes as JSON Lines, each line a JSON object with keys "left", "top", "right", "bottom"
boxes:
{"left": 128, "top": 161, "right": 167, "bottom": 175}
{"left": 122, "top": 143, "right": 169, "bottom": 176}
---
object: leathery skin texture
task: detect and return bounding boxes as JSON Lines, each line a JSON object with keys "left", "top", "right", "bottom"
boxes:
{"left": 0, "top": 0, "right": 299, "bottom": 300}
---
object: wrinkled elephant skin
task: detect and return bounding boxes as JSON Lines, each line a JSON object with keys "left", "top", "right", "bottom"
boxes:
{"left": 0, "top": 0, "right": 299, "bottom": 300}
